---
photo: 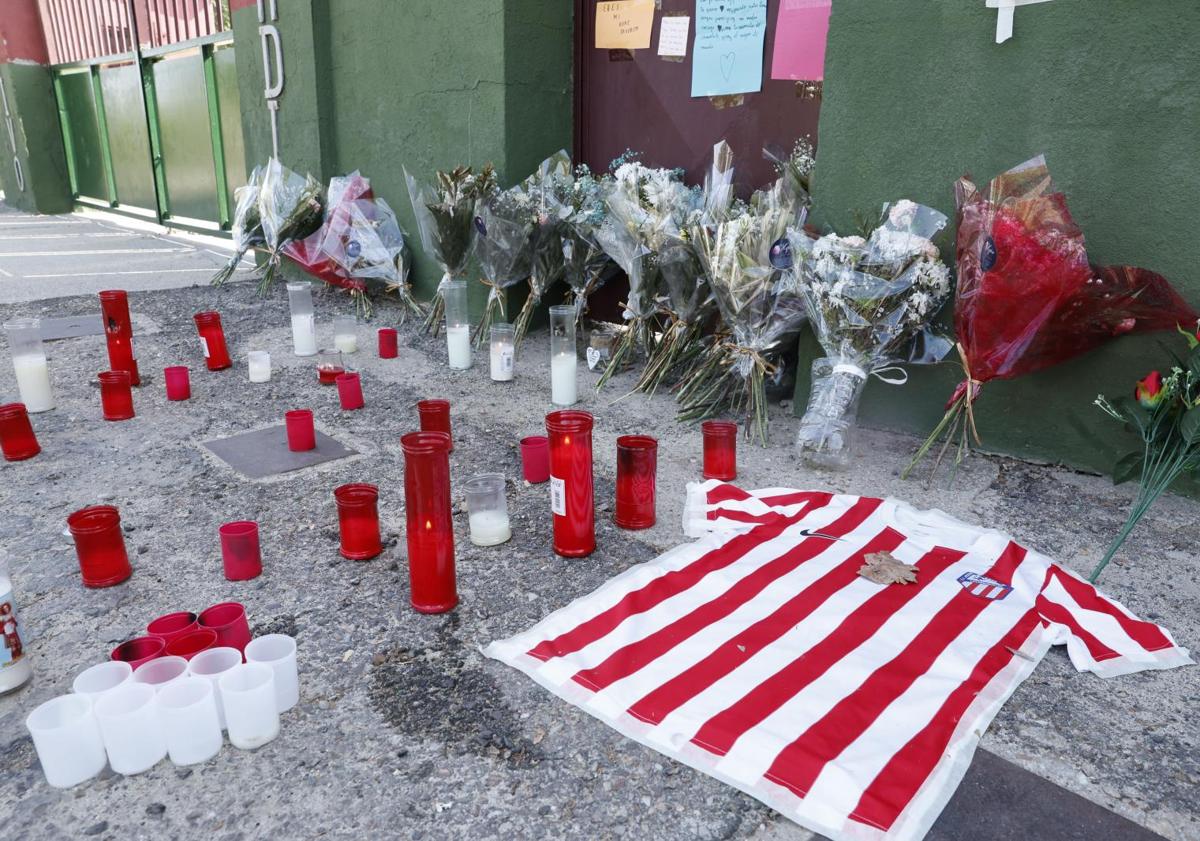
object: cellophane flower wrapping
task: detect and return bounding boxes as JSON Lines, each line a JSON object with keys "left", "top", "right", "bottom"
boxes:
{"left": 404, "top": 164, "right": 498, "bottom": 334}
{"left": 211, "top": 164, "right": 266, "bottom": 286}
{"left": 676, "top": 177, "right": 808, "bottom": 444}
{"left": 513, "top": 150, "right": 573, "bottom": 346}
{"left": 281, "top": 172, "right": 374, "bottom": 310}
{"left": 315, "top": 195, "right": 422, "bottom": 319}
{"left": 256, "top": 158, "right": 325, "bottom": 293}
{"left": 553, "top": 165, "right": 612, "bottom": 327}
{"left": 794, "top": 200, "right": 952, "bottom": 467}
{"left": 472, "top": 188, "right": 534, "bottom": 346}
{"left": 905, "top": 154, "right": 1198, "bottom": 478}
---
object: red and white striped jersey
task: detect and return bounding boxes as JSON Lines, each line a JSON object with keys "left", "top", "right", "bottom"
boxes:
{"left": 485, "top": 481, "right": 1193, "bottom": 841}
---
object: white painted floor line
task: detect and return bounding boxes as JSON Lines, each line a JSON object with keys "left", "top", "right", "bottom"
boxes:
{"left": 205, "top": 247, "right": 255, "bottom": 265}
{"left": 0, "top": 265, "right": 12, "bottom": 277}
{"left": 0, "top": 232, "right": 128, "bottom": 240}
{"left": 22, "top": 267, "right": 216, "bottom": 279}
{"left": 0, "top": 220, "right": 92, "bottom": 227}
{"left": 0, "top": 247, "right": 194, "bottom": 257}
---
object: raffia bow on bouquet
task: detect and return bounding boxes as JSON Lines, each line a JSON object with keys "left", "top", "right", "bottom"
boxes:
{"left": 793, "top": 200, "right": 953, "bottom": 468}
{"left": 513, "top": 151, "right": 573, "bottom": 346}
{"left": 471, "top": 190, "right": 533, "bottom": 347}
{"left": 405, "top": 164, "right": 497, "bottom": 336}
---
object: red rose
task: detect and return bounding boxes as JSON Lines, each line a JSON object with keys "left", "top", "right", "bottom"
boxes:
{"left": 1134, "top": 370, "right": 1164, "bottom": 408}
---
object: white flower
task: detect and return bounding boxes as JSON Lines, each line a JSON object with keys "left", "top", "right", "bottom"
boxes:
{"left": 888, "top": 199, "right": 918, "bottom": 228}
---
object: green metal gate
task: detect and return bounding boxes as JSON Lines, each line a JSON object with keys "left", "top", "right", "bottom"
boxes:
{"left": 45, "top": 1, "right": 245, "bottom": 233}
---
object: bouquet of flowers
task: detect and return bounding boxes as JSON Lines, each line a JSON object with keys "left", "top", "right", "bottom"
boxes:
{"left": 1091, "top": 326, "right": 1200, "bottom": 581}
{"left": 592, "top": 203, "right": 652, "bottom": 388}
{"left": 279, "top": 172, "right": 374, "bottom": 310}
{"left": 405, "top": 164, "right": 498, "bottom": 334}
{"left": 904, "top": 155, "right": 1198, "bottom": 479}
{"left": 316, "top": 195, "right": 422, "bottom": 319}
{"left": 471, "top": 187, "right": 533, "bottom": 346}
{"left": 764, "top": 136, "right": 816, "bottom": 211}
{"left": 676, "top": 178, "right": 808, "bottom": 444}
{"left": 513, "top": 150, "right": 573, "bottom": 346}
{"left": 211, "top": 164, "right": 265, "bottom": 286}
{"left": 554, "top": 165, "right": 612, "bottom": 327}
{"left": 256, "top": 158, "right": 325, "bottom": 293}
{"left": 794, "top": 200, "right": 953, "bottom": 468}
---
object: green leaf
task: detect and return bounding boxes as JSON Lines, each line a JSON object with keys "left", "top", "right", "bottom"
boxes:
{"left": 1179, "top": 323, "right": 1200, "bottom": 350}
{"left": 1181, "top": 406, "right": 1200, "bottom": 445}
{"left": 1111, "top": 451, "right": 1144, "bottom": 485}
{"left": 1188, "top": 344, "right": 1200, "bottom": 377}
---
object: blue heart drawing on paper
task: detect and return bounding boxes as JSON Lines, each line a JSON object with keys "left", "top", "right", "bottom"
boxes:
{"left": 720, "top": 52, "right": 736, "bottom": 81}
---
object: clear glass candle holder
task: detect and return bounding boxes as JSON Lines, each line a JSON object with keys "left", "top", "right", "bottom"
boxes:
{"left": 443, "top": 280, "right": 471, "bottom": 370}
{"left": 248, "top": 351, "right": 271, "bottom": 383}
{"left": 490, "top": 323, "right": 515, "bottom": 382}
{"left": 401, "top": 431, "right": 457, "bottom": 613}
{"left": 549, "top": 306, "right": 577, "bottom": 407}
{"left": 615, "top": 435, "right": 657, "bottom": 530}
{"left": 465, "top": 473, "right": 511, "bottom": 547}
{"left": 193, "top": 311, "right": 232, "bottom": 371}
{"left": 98, "top": 371, "right": 135, "bottom": 421}
{"left": 701, "top": 421, "right": 737, "bottom": 481}
{"left": 334, "top": 483, "right": 382, "bottom": 560}
{"left": 99, "top": 290, "right": 140, "bottom": 386}
{"left": 0, "top": 403, "right": 40, "bottom": 461}
{"left": 333, "top": 314, "right": 358, "bottom": 354}
{"left": 4, "top": 317, "right": 55, "bottom": 412}
{"left": 316, "top": 348, "right": 344, "bottom": 384}
{"left": 546, "top": 410, "right": 594, "bottom": 558}
{"left": 287, "top": 282, "right": 318, "bottom": 357}
{"left": 68, "top": 505, "right": 132, "bottom": 588}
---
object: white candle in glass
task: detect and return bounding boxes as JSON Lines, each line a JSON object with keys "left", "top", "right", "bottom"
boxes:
{"left": 489, "top": 323, "right": 514, "bottom": 382}
{"left": 333, "top": 316, "right": 357, "bottom": 354}
{"left": 290, "top": 314, "right": 317, "bottom": 357}
{"left": 446, "top": 326, "right": 471, "bottom": 370}
{"left": 13, "top": 353, "right": 54, "bottom": 413}
{"left": 468, "top": 510, "right": 512, "bottom": 546}
{"left": 247, "top": 351, "right": 271, "bottom": 383}
{"left": 550, "top": 354, "right": 577, "bottom": 406}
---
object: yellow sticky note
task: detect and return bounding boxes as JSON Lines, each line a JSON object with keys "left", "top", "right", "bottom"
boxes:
{"left": 595, "top": 0, "right": 655, "bottom": 50}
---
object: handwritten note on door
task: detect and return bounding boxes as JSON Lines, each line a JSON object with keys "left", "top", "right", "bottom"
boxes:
{"left": 691, "top": 0, "right": 768, "bottom": 98}
{"left": 595, "top": 0, "right": 655, "bottom": 50}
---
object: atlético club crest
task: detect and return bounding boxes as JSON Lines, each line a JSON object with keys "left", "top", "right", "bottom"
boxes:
{"left": 957, "top": 572, "right": 1013, "bottom": 601}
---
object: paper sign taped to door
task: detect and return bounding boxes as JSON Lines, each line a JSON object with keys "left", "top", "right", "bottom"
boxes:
{"left": 770, "top": 0, "right": 831, "bottom": 80}
{"left": 658, "top": 15, "right": 690, "bottom": 57}
{"left": 691, "top": 0, "right": 767, "bottom": 98}
{"left": 596, "top": 0, "right": 655, "bottom": 50}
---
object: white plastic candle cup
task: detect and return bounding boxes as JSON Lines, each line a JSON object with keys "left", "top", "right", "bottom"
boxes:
{"left": 25, "top": 694, "right": 107, "bottom": 788}
{"left": 72, "top": 660, "right": 133, "bottom": 700}
{"left": 286, "top": 282, "right": 318, "bottom": 357}
{"left": 464, "top": 473, "right": 511, "bottom": 547}
{"left": 549, "top": 306, "right": 577, "bottom": 407}
{"left": 218, "top": 663, "right": 279, "bottom": 750}
{"left": 156, "top": 677, "right": 222, "bottom": 766}
{"left": 132, "top": 655, "right": 189, "bottom": 693}
{"left": 93, "top": 683, "right": 167, "bottom": 775}
{"left": 186, "top": 646, "right": 242, "bottom": 730}
{"left": 247, "top": 351, "right": 272, "bottom": 383}
{"left": 4, "top": 317, "right": 55, "bottom": 412}
{"left": 443, "top": 281, "right": 471, "bottom": 370}
{"left": 489, "top": 323, "right": 515, "bottom": 382}
{"left": 244, "top": 634, "right": 298, "bottom": 713}
{"left": 333, "top": 315, "right": 358, "bottom": 354}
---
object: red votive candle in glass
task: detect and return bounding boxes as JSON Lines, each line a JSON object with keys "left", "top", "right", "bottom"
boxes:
{"left": 400, "top": 431, "right": 457, "bottom": 613}
{"left": 336, "top": 372, "right": 364, "bottom": 410}
{"left": 0, "top": 403, "right": 40, "bottom": 461}
{"left": 165, "top": 628, "right": 219, "bottom": 660}
{"left": 67, "top": 505, "right": 132, "bottom": 588}
{"left": 334, "top": 483, "right": 382, "bottom": 560}
{"left": 546, "top": 411, "right": 595, "bottom": 558}
{"left": 285, "top": 409, "right": 316, "bottom": 452}
{"left": 378, "top": 328, "right": 398, "bottom": 359}
{"left": 111, "top": 636, "right": 165, "bottom": 670}
{"left": 416, "top": 399, "right": 452, "bottom": 452}
{"left": 520, "top": 435, "right": 550, "bottom": 483}
{"left": 163, "top": 366, "right": 190, "bottom": 401}
{"left": 98, "top": 371, "right": 135, "bottom": 421}
{"left": 193, "top": 311, "right": 232, "bottom": 371}
{"left": 98, "top": 289, "right": 140, "bottom": 386}
{"left": 220, "top": 521, "right": 263, "bottom": 580}
{"left": 146, "top": 611, "right": 199, "bottom": 645}
{"left": 615, "top": 435, "right": 657, "bottom": 530}
{"left": 198, "top": 602, "right": 251, "bottom": 652}
{"left": 701, "top": 421, "right": 738, "bottom": 481}
{"left": 316, "top": 348, "right": 344, "bottom": 384}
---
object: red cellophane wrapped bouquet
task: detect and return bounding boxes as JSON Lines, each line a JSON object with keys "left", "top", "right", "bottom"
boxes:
{"left": 905, "top": 155, "right": 1198, "bottom": 478}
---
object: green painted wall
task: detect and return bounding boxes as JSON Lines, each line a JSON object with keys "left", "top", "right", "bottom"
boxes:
{"left": 799, "top": 0, "right": 1200, "bottom": 486}
{"left": 231, "top": 0, "right": 573, "bottom": 309}
{"left": 0, "top": 61, "right": 72, "bottom": 213}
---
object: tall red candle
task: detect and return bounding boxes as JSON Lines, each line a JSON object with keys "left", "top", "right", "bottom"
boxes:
{"left": 98, "top": 371, "right": 135, "bottom": 421}
{"left": 0, "top": 403, "right": 40, "bottom": 461}
{"left": 98, "top": 290, "right": 140, "bottom": 386}
{"left": 416, "top": 399, "right": 452, "bottom": 451}
{"left": 193, "top": 311, "right": 232, "bottom": 371}
{"left": 334, "top": 483, "right": 383, "bottom": 560}
{"left": 615, "top": 435, "right": 657, "bottom": 530}
{"left": 546, "top": 410, "right": 595, "bottom": 558}
{"left": 400, "top": 431, "right": 457, "bottom": 613}
{"left": 702, "top": 421, "right": 737, "bottom": 481}
{"left": 67, "top": 505, "right": 132, "bottom": 588}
